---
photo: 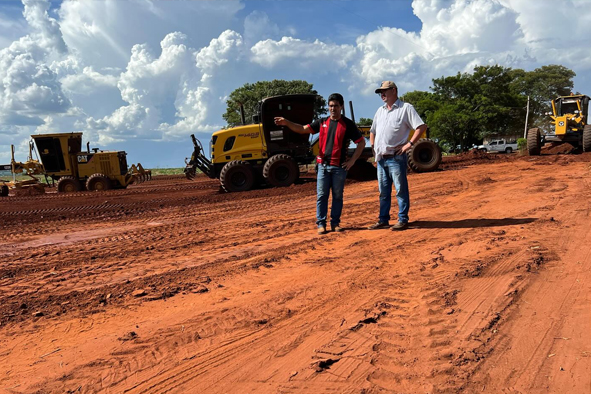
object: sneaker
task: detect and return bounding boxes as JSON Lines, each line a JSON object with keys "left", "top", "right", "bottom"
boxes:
{"left": 390, "top": 221, "right": 409, "bottom": 231}
{"left": 368, "top": 221, "right": 389, "bottom": 230}
{"left": 331, "top": 226, "right": 344, "bottom": 232}
{"left": 318, "top": 226, "right": 327, "bottom": 235}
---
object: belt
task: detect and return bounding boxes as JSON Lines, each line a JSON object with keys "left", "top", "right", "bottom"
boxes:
{"left": 382, "top": 154, "right": 396, "bottom": 159}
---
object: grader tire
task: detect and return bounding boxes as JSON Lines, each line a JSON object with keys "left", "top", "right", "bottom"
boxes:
{"left": 527, "top": 128, "right": 542, "bottom": 156}
{"left": 347, "top": 159, "right": 377, "bottom": 181}
{"left": 220, "top": 160, "right": 254, "bottom": 192}
{"left": 408, "top": 139, "right": 441, "bottom": 173}
{"left": 0, "top": 185, "right": 8, "bottom": 197}
{"left": 57, "top": 176, "right": 81, "bottom": 193}
{"left": 86, "top": 174, "right": 111, "bottom": 191}
{"left": 583, "top": 124, "right": 591, "bottom": 152}
{"left": 263, "top": 154, "right": 298, "bottom": 187}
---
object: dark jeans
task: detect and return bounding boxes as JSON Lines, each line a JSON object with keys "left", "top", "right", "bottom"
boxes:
{"left": 377, "top": 154, "right": 409, "bottom": 224}
{"left": 316, "top": 164, "right": 347, "bottom": 228}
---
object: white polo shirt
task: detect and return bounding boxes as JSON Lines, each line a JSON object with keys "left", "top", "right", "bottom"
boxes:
{"left": 370, "top": 99, "right": 425, "bottom": 162}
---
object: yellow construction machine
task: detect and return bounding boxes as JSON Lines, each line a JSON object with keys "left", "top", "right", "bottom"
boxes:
{"left": 527, "top": 94, "right": 591, "bottom": 154}
{"left": 1, "top": 132, "right": 151, "bottom": 195}
{"left": 185, "top": 94, "right": 317, "bottom": 192}
{"left": 184, "top": 94, "right": 441, "bottom": 192}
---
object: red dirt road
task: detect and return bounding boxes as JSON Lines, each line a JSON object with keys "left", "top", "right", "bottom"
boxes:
{"left": 1, "top": 153, "right": 591, "bottom": 393}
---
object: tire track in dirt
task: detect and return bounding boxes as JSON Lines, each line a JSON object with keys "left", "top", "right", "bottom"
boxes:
{"left": 465, "top": 172, "right": 591, "bottom": 393}
{"left": 32, "top": 235, "right": 392, "bottom": 393}
{"left": 2, "top": 154, "right": 591, "bottom": 393}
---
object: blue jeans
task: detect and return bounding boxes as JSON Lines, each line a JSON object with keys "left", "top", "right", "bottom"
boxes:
{"left": 377, "top": 155, "right": 409, "bottom": 224}
{"left": 316, "top": 164, "right": 347, "bottom": 228}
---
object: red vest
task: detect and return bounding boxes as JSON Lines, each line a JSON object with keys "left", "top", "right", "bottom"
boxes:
{"left": 316, "top": 117, "right": 349, "bottom": 166}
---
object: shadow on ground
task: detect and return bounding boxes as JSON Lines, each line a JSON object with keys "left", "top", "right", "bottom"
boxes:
{"left": 410, "top": 218, "right": 536, "bottom": 229}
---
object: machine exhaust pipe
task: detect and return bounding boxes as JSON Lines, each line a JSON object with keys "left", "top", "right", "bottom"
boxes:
{"left": 239, "top": 103, "right": 246, "bottom": 125}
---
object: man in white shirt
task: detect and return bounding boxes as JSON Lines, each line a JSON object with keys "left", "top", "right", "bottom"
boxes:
{"left": 368, "top": 81, "right": 427, "bottom": 231}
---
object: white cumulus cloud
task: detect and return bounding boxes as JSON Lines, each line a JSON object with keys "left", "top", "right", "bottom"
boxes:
{"left": 251, "top": 37, "right": 356, "bottom": 70}
{"left": 0, "top": 0, "right": 71, "bottom": 132}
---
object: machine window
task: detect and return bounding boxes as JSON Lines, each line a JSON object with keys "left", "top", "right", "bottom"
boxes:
{"left": 223, "top": 136, "right": 236, "bottom": 152}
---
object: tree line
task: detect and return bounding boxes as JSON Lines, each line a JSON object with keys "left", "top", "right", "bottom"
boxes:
{"left": 223, "top": 65, "right": 576, "bottom": 152}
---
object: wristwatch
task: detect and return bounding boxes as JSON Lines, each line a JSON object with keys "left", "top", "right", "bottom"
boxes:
{"left": 408, "top": 140, "right": 414, "bottom": 146}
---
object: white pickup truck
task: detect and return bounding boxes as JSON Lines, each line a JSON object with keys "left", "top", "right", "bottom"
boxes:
{"left": 478, "top": 139, "right": 518, "bottom": 153}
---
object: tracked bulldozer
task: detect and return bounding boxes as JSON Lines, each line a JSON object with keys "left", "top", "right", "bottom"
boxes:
{"left": 527, "top": 94, "right": 591, "bottom": 155}
{"left": 1, "top": 132, "right": 151, "bottom": 195}
{"left": 184, "top": 94, "right": 442, "bottom": 192}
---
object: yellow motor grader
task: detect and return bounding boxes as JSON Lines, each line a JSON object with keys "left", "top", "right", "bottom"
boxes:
{"left": 184, "top": 94, "right": 441, "bottom": 192}
{"left": 527, "top": 94, "right": 591, "bottom": 155}
{"left": 1, "top": 132, "right": 151, "bottom": 195}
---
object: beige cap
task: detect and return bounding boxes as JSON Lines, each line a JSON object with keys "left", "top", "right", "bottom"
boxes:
{"left": 375, "top": 81, "right": 397, "bottom": 93}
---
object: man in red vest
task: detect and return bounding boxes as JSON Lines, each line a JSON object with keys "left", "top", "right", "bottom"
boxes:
{"left": 274, "top": 93, "right": 366, "bottom": 235}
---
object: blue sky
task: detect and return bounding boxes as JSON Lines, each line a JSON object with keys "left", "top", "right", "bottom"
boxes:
{"left": 1, "top": 0, "right": 591, "bottom": 168}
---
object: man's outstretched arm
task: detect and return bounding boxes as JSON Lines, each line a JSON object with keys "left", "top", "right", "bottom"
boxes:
{"left": 274, "top": 117, "right": 313, "bottom": 134}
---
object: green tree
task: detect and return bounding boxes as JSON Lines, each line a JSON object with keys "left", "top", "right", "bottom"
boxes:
{"left": 401, "top": 90, "right": 440, "bottom": 122}
{"left": 428, "top": 65, "right": 527, "bottom": 148}
{"left": 509, "top": 65, "right": 576, "bottom": 128}
{"left": 358, "top": 117, "right": 373, "bottom": 126}
{"left": 223, "top": 80, "right": 327, "bottom": 127}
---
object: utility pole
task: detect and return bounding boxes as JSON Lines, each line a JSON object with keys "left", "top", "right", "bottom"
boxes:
{"left": 523, "top": 96, "right": 530, "bottom": 138}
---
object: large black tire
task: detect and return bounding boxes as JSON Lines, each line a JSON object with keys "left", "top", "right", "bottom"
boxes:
{"left": 527, "top": 128, "right": 541, "bottom": 156}
{"left": 220, "top": 160, "right": 255, "bottom": 192}
{"left": 583, "top": 124, "right": 591, "bottom": 152}
{"left": 505, "top": 147, "right": 513, "bottom": 154}
{"left": 407, "top": 138, "right": 441, "bottom": 173}
{"left": 86, "top": 173, "right": 111, "bottom": 191}
{"left": 57, "top": 176, "right": 81, "bottom": 193}
{"left": 0, "top": 185, "right": 8, "bottom": 197}
{"left": 347, "top": 159, "right": 377, "bottom": 181}
{"left": 263, "top": 154, "right": 298, "bottom": 187}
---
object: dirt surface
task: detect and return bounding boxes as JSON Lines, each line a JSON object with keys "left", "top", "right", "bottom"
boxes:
{"left": 1, "top": 152, "right": 591, "bottom": 393}
{"left": 541, "top": 142, "right": 578, "bottom": 155}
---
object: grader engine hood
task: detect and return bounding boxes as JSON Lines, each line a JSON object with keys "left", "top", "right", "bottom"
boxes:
{"left": 554, "top": 116, "right": 569, "bottom": 135}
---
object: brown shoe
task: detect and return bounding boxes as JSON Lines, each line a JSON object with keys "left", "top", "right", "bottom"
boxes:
{"left": 318, "top": 226, "right": 327, "bottom": 235}
{"left": 368, "top": 221, "right": 389, "bottom": 230}
{"left": 331, "top": 226, "right": 344, "bottom": 232}
{"left": 390, "top": 221, "right": 409, "bottom": 231}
